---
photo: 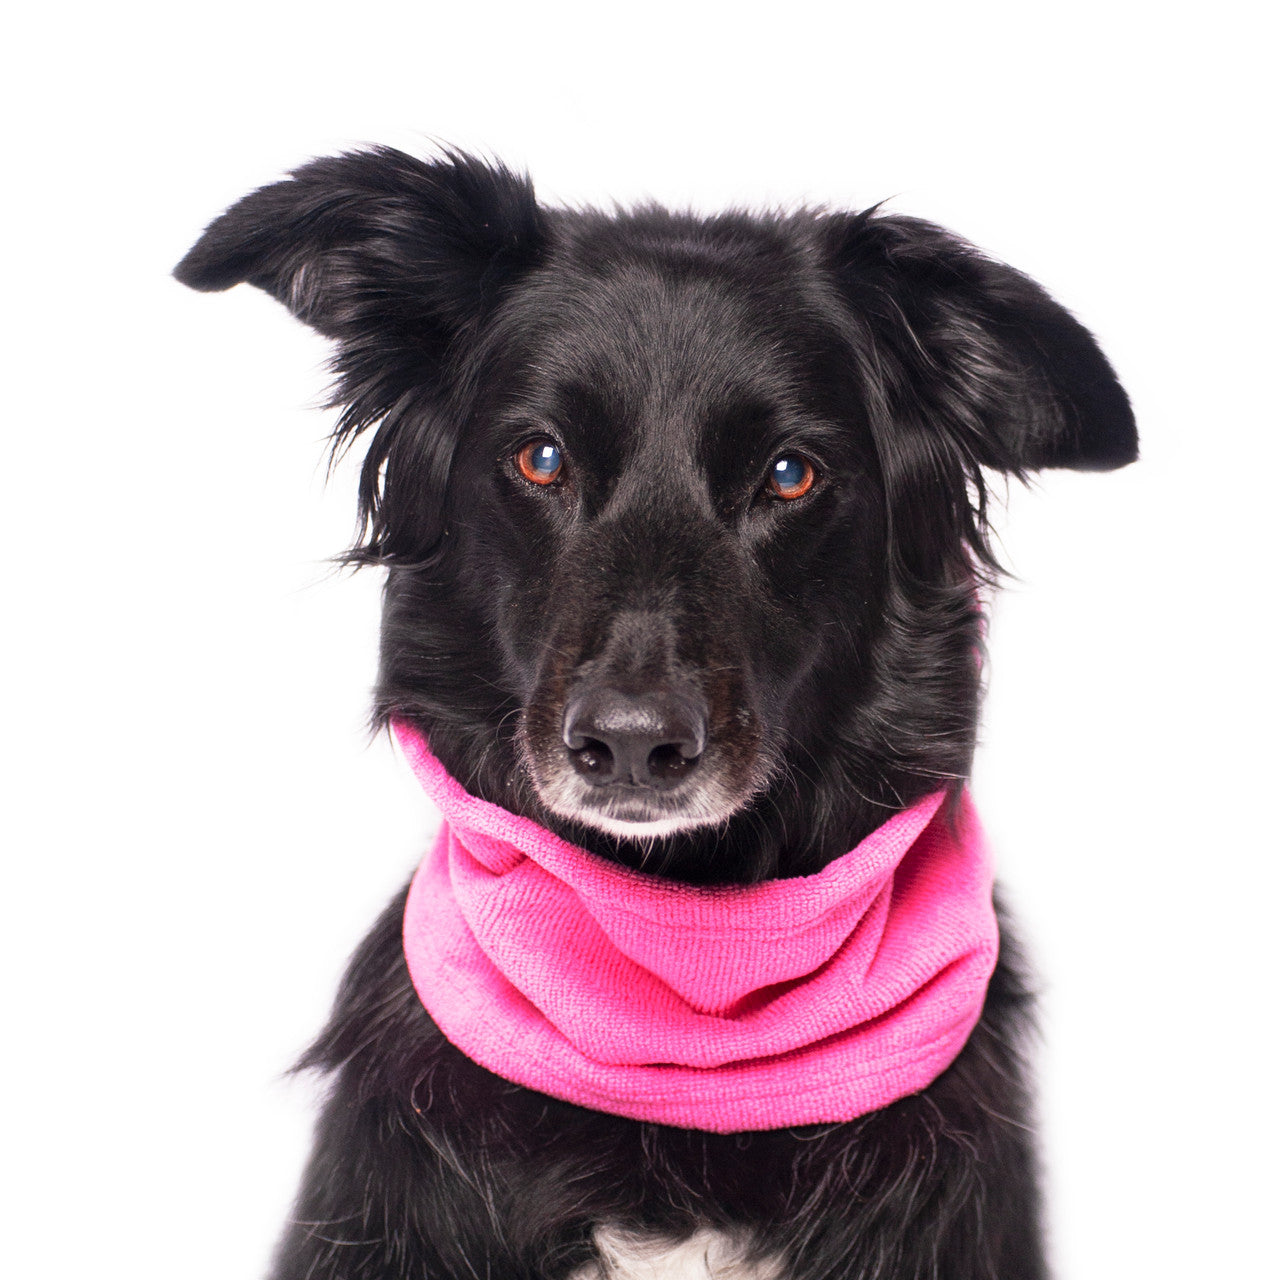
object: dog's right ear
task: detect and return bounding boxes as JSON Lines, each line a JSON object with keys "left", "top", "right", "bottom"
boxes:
{"left": 175, "top": 147, "right": 545, "bottom": 562}
{"left": 174, "top": 146, "right": 544, "bottom": 356}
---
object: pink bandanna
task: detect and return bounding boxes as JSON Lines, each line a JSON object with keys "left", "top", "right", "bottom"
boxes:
{"left": 396, "top": 721, "right": 998, "bottom": 1132}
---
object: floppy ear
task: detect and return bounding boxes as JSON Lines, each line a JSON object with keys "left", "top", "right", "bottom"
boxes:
{"left": 825, "top": 211, "right": 1137, "bottom": 473}
{"left": 174, "top": 147, "right": 545, "bottom": 562}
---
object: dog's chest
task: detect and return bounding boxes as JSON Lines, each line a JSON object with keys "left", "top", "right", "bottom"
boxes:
{"left": 569, "top": 1225, "right": 785, "bottom": 1280}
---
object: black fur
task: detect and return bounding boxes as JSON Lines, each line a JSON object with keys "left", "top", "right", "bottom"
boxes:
{"left": 176, "top": 146, "right": 1136, "bottom": 1278}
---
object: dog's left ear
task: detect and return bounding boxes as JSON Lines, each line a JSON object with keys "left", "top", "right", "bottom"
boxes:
{"left": 824, "top": 212, "right": 1137, "bottom": 473}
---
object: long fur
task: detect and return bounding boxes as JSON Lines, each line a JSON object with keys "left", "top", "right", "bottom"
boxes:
{"left": 175, "top": 146, "right": 1136, "bottom": 1279}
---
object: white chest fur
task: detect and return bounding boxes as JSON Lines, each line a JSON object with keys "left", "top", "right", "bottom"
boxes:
{"left": 569, "top": 1225, "right": 785, "bottom": 1280}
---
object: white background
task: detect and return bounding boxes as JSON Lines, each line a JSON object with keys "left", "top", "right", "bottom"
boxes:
{"left": 5, "top": 3, "right": 1276, "bottom": 1277}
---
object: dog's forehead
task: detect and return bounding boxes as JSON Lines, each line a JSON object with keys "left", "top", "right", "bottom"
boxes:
{"left": 497, "top": 218, "right": 840, "bottom": 463}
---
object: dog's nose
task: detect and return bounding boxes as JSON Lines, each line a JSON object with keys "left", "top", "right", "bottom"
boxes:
{"left": 562, "top": 685, "right": 707, "bottom": 789}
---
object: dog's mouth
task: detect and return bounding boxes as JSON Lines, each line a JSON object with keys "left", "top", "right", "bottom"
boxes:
{"left": 549, "top": 786, "right": 726, "bottom": 839}
{"left": 518, "top": 682, "right": 764, "bottom": 841}
{"left": 528, "top": 764, "right": 744, "bottom": 839}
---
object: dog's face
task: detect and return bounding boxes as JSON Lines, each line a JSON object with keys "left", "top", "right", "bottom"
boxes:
{"left": 176, "top": 148, "right": 1136, "bottom": 882}
{"left": 458, "top": 223, "right": 889, "bottom": 845}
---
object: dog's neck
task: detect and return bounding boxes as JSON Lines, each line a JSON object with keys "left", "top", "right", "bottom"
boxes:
{"left": 394, "top": 719, "right": 998, "bottom": 1132}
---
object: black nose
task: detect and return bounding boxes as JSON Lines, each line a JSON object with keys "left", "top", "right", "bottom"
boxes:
{"left": 562, "top": 685, "right": 708, "bottom": 789}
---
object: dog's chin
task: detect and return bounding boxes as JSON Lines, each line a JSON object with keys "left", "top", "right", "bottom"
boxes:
{"left": 569, "top": 811, "right": 716, "bottom": 840}
{"left": 532, "top": 773, "right": 741, "bottom": 842}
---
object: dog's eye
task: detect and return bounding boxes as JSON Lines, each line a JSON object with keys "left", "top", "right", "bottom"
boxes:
{"left": 767, "top": 454, "right": 816, "bottom": 500}
{"left": 515, "top": 439, "right": 564, "bottom": 485}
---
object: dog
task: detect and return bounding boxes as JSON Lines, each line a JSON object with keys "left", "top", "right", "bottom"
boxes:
{"left": 175, "top": 146, "right": 1136, "bottom": 1280}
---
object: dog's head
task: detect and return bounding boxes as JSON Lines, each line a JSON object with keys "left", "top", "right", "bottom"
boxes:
{"left": 176, "top": 148, "right": 1135, "bottom": 882}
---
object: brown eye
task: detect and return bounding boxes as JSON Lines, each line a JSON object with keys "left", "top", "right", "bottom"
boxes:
{"left": 515, "top": 439, "right": 564, "bottom": 485}
{"left": 767, "top": 454, "right": 816, "bottom": 500}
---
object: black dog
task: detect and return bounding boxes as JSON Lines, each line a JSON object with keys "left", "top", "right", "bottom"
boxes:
{"left": 176, "top": 147, "right": 1135, "bottom": 1279}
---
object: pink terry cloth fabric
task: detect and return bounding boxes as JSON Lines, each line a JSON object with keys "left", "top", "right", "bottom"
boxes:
{"left": 395, "top": 720, "right": 999, "bottom": 1133}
